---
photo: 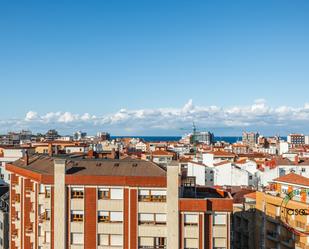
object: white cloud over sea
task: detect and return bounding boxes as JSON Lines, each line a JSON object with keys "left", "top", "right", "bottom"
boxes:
{"left": 2, "top": 99, "right": 309, "bottom": 135}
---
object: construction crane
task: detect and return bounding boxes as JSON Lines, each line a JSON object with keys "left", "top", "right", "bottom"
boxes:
{"left": 179, "top": 122, "right": 199, "bottom": 153}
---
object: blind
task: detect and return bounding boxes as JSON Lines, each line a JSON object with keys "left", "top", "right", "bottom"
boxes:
{"left": 110, "top": 212, "right": 123, "bottom": 222}
{"left": 98, "top": 188, "right": 109, "bottom": 192}
{"left": 151, "top": 190, "right": 166, "bottom": 196}
{"left": 72, "top": 187, "right": 84, "bottom": 191}
{"left": 184, "top": 238, "right": 198, "bottom": 248}
{"left": 45, "top": 232, "right": 51, "bottom": 243}
{"left": 139, "top": 189, "right": 149, "bottom": 195}
{"left": 184, "top": 214, "right": 198, "bottom": 223}
{"left": 98, "top": 234, "right": 109, "bottom": 246}
{"left": 71, "top": 233, "right": 84, "bottom": 244}
{"left": 71, "top": 210, "right": 84, "bottom": 215}
{"left": 156, "top": 214, "right": 166, "bottom": 222}
{"left": 139, "top": 237, "right": 154, "bottom": 246}
{"left": 139, "top": 213, "right": 154, "bottom": 221}
{"left": 98, "top": 211, "right": 109, "bottom": 216}
{"left": 110, "top": 235, "right": 123, "bottom": 246}
{"left": 39, "top": 184, "right": 45, "bottom": 193}
{"left": 213, "top": 214, "right": 226, "bottom": 225}
{"left": 110, "top": 188, "right": 123, "bottom": 199}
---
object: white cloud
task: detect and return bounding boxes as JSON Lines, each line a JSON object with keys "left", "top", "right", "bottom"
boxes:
{"left": 25, "top": 111, "right": 38, "bottom": 121}
{"left": 2, "top": 99, "right": 309, "bottom": 135}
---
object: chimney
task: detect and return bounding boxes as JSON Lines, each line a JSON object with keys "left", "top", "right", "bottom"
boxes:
{"left": 54, "top": 159, "right": 66, "bottom": 249}
{"left": 48, "top": 143, "right": 53, "bottom": 157}
{"left": 23, "top": 150, "right": 29, "bottom": 166}
{"left": 88, "top": 149, "right": 94, "bottom": 158}
{"left": 111, "top": 148, "right": 116, "bottom": 159}
{"left": 295, "top": 155, "right": 299, "bottom": 165}
{"left": 167, "top": 161, "right": 179, "bottom": 249}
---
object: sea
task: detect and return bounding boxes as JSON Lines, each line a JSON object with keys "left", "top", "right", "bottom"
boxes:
{"left": 112, "top": 136, "right": 243, "bottom": 143}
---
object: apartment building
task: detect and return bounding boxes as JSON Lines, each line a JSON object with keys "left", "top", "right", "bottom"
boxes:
{"left": 256, "top": 173, "right": 309, "bottom": 249}
{"left": 6, "top": 155, "right": 233, "bottom": 249}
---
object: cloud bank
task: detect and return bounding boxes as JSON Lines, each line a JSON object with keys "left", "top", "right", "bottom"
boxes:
{"left": 2, "top": 99, "right": 309, "bottom": 135}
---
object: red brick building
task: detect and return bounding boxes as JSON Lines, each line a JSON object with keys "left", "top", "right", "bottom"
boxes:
{"left": 6, "top": 155, "right": 233, "bottom": 249}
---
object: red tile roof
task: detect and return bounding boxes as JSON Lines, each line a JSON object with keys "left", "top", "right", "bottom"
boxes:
{"left": 273, "top": 173, "right": 309, "bottom": 187}
{"left": 244, "top": 192, "right": 256, "bottom": 200}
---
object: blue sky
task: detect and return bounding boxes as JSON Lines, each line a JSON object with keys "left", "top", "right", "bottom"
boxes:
{"left": 1, "top": 1, "right": 309, "bottom": 135}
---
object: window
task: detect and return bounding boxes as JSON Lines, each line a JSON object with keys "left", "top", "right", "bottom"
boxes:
{"left": 45, "top": 186, "right": 51, "bottom": 198}
{"left": 138, "top": 189, "right": 166, "bottom": 202}
{"left": 184, "top": 238, "right": 198, "bottom": 249}
{"left": 71, "top": 233, "right": 84, "bottom": 245}
{"left": 98, "top": 234, "right": 123, "bottom": 246}
{"left": 98, "top": 211, "right": 110, "bottom": 222}
{"left": 38, "top": 225, "right": 43, "bottom": 236}
{"left": 71, "top": 187, "right": 84, "bottom": 199}
{"left": 184, "top": 214, "right": 198, "bottom": 226}
{"left": 98, "top": 211, "right": 123, "bottom": 223}
{"left": 98, "top": 234, "right": 109, "bottom": 246}
{"left": 110, "top": 188, "right": 123, "bottom": 200}
{"left": 213, "top": 214, "right": 226, "bottom": 225}
{"left": 139, "top": 213, "right": 166, "bottom": 225}
{"left": 40, "top": 209, "right": 51, "bottom": 221}
{"left": 71, "top": 210, "right": 84, "bottom": 222}
{"left": 110, "top": 235, "right": 123, "bottom": 246}
{"left": 98, "top": 188, "right": 110, "bottom": 199}
{"left": 39, "top": 184, "right": 45, "bottom": 194}
{"left": 45, "top": 231, "right": 51, "bottom": 244}
{"left": 110, "top": 211, "right": 123, "bottom": 222}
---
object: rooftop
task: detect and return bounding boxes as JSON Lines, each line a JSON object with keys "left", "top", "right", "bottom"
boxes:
{"left": 273, "top": 173, "right": 309, "bottom": 187}
{"left": 11, "top": 155, "right": 166, "bottom": 177}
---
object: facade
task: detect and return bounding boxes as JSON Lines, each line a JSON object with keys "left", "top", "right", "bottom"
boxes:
{"left": 0, "top": 190, "right": 9, "bottom": 249}
{"left": 0, "top": 147, "right": 31, "bottom": 184}
{"left": 73, "top": 132, "right": 87, "bottom": 141}
{"left": 191, "top": 132, "right": 214, "bottom": 146}
{"left": 232, "top": 192, "right": 256, "bottom": 249}
{"left": 242, "top": 132, "right": 259, "bottom": 149}
{"left": 256, "top": 173, "right": 309, "bottom": 249}
{"left": 287, "top": 134, "right": 306, "bottom": 146}
{"left": 6, "top": 155, "right": 233, "bottom": 249}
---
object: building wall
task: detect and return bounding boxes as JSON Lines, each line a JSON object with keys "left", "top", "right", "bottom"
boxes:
{"left": 7, "top": 163, "right": 233, "bottom": 249}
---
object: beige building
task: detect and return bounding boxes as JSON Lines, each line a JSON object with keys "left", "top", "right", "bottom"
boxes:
{"left": 7, "top": 155, "right": 233, "bottom": 249}
{"left": 256, "top": 173, "right": 309, "bottom": 249}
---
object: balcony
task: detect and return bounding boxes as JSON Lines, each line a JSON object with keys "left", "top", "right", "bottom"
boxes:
{"left": 13, "top": 194, "right": 21, "bottom": 203}
{"left": 11, "top": 229, "right": 18, "bottom": 237}
{"left": 266, "top": 230, "right": 279, "bottom": 242}
{"left": 25, "top": 224, "right": 33, "bottom": 234}
{"left": 281, "top": 237, "right": 294, "bottom": 248}
{"left": 139, "top": 195, "right": 166, "bottom": 203}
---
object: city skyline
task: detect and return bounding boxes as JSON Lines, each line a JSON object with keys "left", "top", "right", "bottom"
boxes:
{"left": 1, "top": 99, "right": 309, "bottom": 136}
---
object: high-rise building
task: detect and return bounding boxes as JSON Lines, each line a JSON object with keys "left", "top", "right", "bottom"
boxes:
{"left": 242, "top": 132, "right": 259, "bottom": 149}
{"left": 73, "top": 131, "right": 87, "bottom": 141}
{"left": 191, "top": 131, "right": 214, "bottom": 145}
{"left": 6, "top": 155, "right": 233, "bottom": 249}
